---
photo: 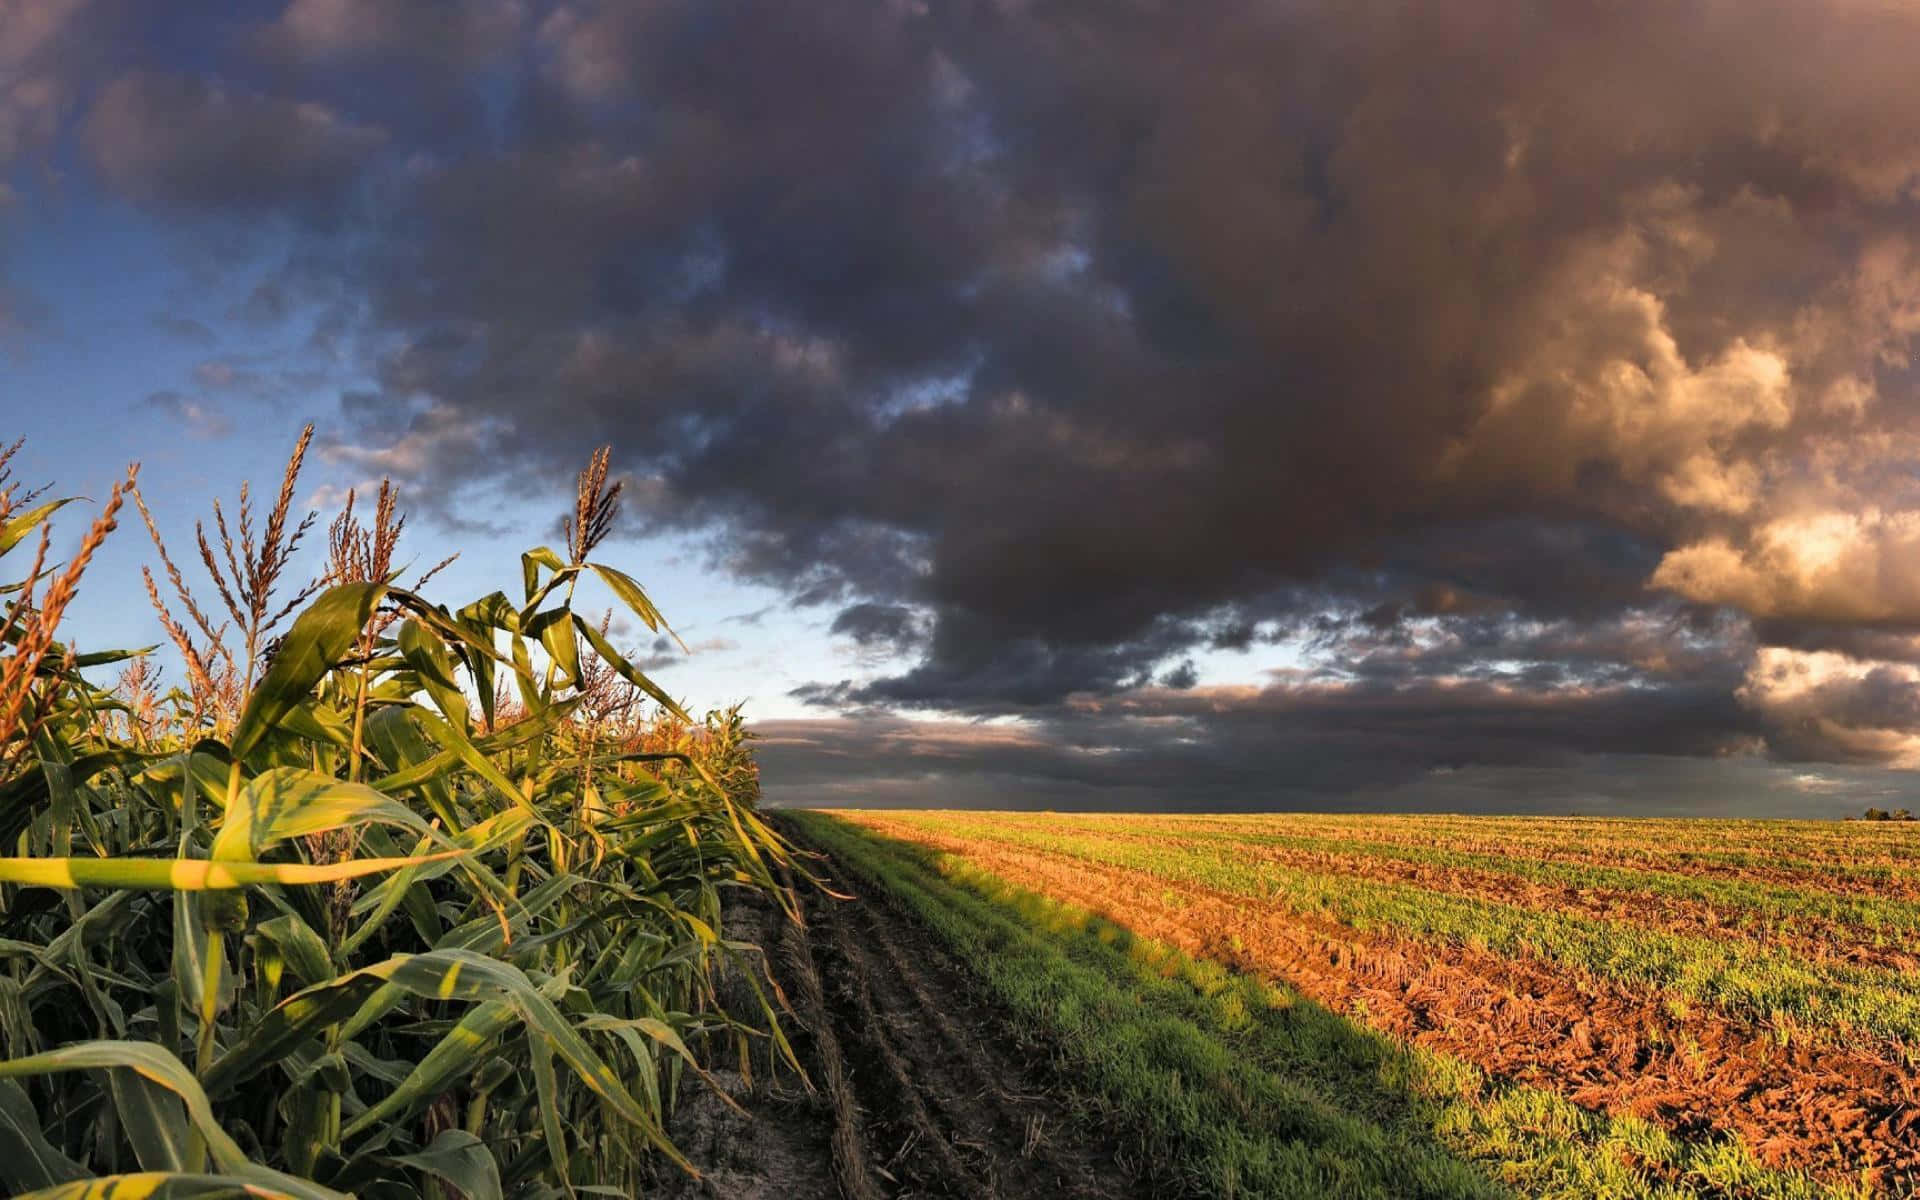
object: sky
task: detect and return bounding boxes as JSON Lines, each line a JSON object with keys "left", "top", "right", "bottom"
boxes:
{"left": 6, "top": 0, "right": 1920, "bottom": 816}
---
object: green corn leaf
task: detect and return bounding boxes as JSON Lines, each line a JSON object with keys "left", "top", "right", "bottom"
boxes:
{"left": 228, "top": 949, "right": 600, "bottom": 1116}
{"left": 574, "top": 616, "right": 688, "bottom": 721}
{"left": 339, "top": 1042, "right": 412, "bottom": 1088}
{"left": 230, "top": 583, "right": 386, "bottom": 762}
{"left": 14, "top": 1172, "right": 301, "bottom": 1199}
{"left": 209, "top": 767, "right": 435, "bottom": 863}
{"left": 363, "top": 708, "right": 459, "bottom": 826}
{"left": 337, "top": 949, "right": 688, "bottom": 1168}
{"left": 135, "top": 751, "right": 231, "bottom": 830}
{"left": 251, "top": 915, "right": 334, "bottom": 989}
{"left": 0, "top": 1042, "right": 348, "bottom": 1199}
{"left": 581, "top": 1018, "right": 664, "bottom": 1113}
{"left": 454, "top": 590, "right": 521, "bottom": 635}
{"left": 588, "top": 563, "right": 670, "bottom": 634}
{"left": 19, "top": 891, "right": 133, "bottom": 1001}
{"left": 170, "top": 892, "right": 210, "bottom": 1017}
{"left": 433, "top": 871, "right": 574, "bottom": 955}
{"left": 347, "top": 807, "right": 528, "bottom": 928}
{"left": 268, "top": 702, "right": 352, "bottom": 750}
{"left": 588, "top": 1014, "right": 701, "bottom": 1071}
{"left": 339, "top": 998, "right": 518, "bottom": 1139}
{"left": 278, "top": 1082, "right": 328, "bottom": 1181}
{"left": 390, "top": 1129, "right": 504, "bottom": 1200}
{"left": 397, "top": 619, "right": 469, "bottom": 730}
{"left": 107, "top": 1067, "right": 192, "bottom": 1173}
{"left": 0, "top": 1078, "right": 87, "bottom": 1192}
{"left": 471, "top": 644, "right": 497, "bottom": 730}
{"left": 521, "top": 546, "right": 565, "bottom": 602}
{"left": 0, "top": 498, "right": 74, "bottom": 556}
{"left": 370, "top": 715, "right": 565, "bottom": 800}
{"left": 408, "top": 710, "right": 549, "bottom": 826}
{"left": 508, "top": 634, "right": 538, "bottom": 711}
{"left": 337, "top": 828, "right": 444, "bottom": 953}
{"left": 391, "top": 589, "right": 520, "bottom": 662}
{"left": 335, "top": 840, "right": 435, "bottom": 955}
{"left": 528, "top": 608, "right": 581, "bottom": 690}
{"left": 1, "top": 749, "right": 160, "bottom": 847}
{"left": 202, "top": 971, "right": 392, "bottom": 1097}
{"left": 0, "top": 851, "right": 459, "bottom": 890}
{"left": 528, "top": 1029, "right": 571, "bottom": 1191}
{"left": 596, "top": 775, "right": 672, "bottom": 812}
{"left": 64, "top": 646, "right": 161, "bottom": 669}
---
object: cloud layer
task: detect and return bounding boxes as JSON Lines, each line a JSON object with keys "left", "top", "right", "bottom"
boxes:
{"left": 11, "top": 0, "right": 1920, "bottom": 805}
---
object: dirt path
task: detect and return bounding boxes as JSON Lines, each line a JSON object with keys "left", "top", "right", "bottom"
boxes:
{"left": 649, "top": 848, "right": 1155, "bottom": 1199}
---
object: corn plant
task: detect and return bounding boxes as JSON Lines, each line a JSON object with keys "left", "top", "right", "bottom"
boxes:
{"left": 0, "top": 432, "right": 797, "bottom": 1199}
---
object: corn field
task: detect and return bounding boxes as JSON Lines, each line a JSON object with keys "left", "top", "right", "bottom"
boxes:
{"left": 0, "top": 432, "right": 796, "bottom": 1199}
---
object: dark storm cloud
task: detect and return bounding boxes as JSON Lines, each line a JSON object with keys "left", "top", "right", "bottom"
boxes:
{"left": 85, "top": 71, "right": 384, "bottom": 222}
{"left": 841, "top": 605, "right": 1248, "bottom": 711}
{"left": 25, "top": 0, "right": 1920, "bottom": 790}
{"left": 753, "top": 665, "right": 1777, "bottom": 811}
{"left": 756, "top": 712, "right": 1919, "bottom": 817}
{"left": 314, "top": 1, "right": 1920, "bottom": 636}
{"left": 256, "top": 0, "right": 522, "bottom": 68}
{"left": 830, "top": 602, "right": 927, "bottom": 655}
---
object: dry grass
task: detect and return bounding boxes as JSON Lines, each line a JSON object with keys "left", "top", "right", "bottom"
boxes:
{"left": 567, "top": 444, "right": 622, "bottom": 565}
{"left": 0, "top": 461, "right": 136, "bottom": 764}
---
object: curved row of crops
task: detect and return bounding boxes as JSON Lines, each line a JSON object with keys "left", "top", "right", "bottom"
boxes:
{"left": 0, "top": 433, "right": 795, "bottom": 1199}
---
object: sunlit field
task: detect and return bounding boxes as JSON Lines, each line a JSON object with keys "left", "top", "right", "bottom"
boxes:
{"left": 793, "top": 809, "right": 1920, "bottom": 1199}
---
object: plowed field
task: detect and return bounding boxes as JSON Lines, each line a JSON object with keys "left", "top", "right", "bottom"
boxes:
{"left": 782, "top": 810, "right": 1920, "bottom": 1200}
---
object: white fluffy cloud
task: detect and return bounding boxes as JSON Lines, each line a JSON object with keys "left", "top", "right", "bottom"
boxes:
{"left": 1739, "top": 647, "right": 1920, "bottom": 766}
{"left": 1654, "top": 509, "right": 1920, "bottom": 623}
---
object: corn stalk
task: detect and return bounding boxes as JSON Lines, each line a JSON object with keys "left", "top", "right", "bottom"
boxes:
{"left": 0, "top": 438, "right": 799, "bottom": 1199}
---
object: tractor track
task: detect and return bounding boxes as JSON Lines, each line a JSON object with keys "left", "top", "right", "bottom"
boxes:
{"left": 649, "top": 837, "right": 1153, "bottom": 1200}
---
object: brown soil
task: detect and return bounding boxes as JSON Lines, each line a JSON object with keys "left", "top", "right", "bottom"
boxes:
{"left": 847, "top": 816, "right": 1920, "bottom": 1192}
{"left": 649, "top": 856, "right": 1155, "bottom": 1199}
